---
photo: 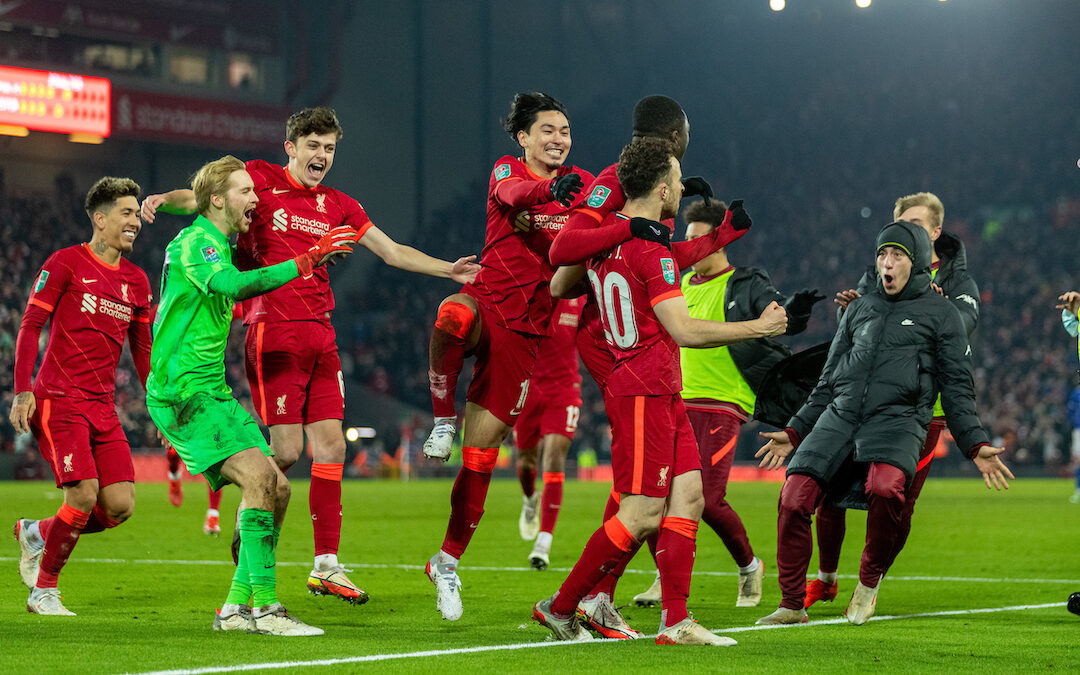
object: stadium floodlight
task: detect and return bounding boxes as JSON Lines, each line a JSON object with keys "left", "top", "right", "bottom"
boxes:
{"left": 770, "top": 0, "right": 785, "bottom": 11}
{"left": 345, "top": 427, "right": 360, "bottom": 442}
{"left": 856, "top": 0, "right": 871, "bottom": 7}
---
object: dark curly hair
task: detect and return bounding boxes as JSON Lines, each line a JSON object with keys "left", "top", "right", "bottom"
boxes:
{"left": 84, "top": 176, "right": 140, "bottom": 218}
{"left": 616, "top": 138, "right": 675, "bottom": 200}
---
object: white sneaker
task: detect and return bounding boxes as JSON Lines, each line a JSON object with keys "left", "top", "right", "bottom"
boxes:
{"left": 519, "top": 493, "right": 541, "bottom": 540}
{"left": 736, "top": 557, "right": 764, "bottom": 607}
{"left": 577, "top": 593, "right": 643, "bottom": 639}
{"left": 533, "top": 595, "right": 592, "bottom": 641}
{"left": 14, "top": 518, "right": 43, "bottom": 589}
{"left": 250, "top": 603, "right": 324, "bottom": 636}
{"left": 426, "top": 552, "right": 463, "bottom": 620}
{"left": 27, "top": 587, "right": 76, "bottom": 616}
{"left": 845, "top": 581, "right": 879, "bottom": 625}
{"left": 213, "top": 604, "right": 253, "bottom": 631}
{"left": 633, "top": 571, "right": 662, "bottom": 607}
{"left": 422, "top": 417, "right": 457, "bottom": 461}
{"left": 755, "top": 607, "right": 808, "bottom": 625}
{"left": 655, "top": 618, "right": 736, "bottom": 646}
{"left": 529, "top": 540, "right": 550, "bottom": 571}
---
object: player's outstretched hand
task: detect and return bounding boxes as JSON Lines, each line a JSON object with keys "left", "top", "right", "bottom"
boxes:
{"left": 629, "top": 218, "right": 671, "bottom": 247}
{"left": 789, "top": 288, "right": 826, "bottom": 315}
{"left": 834, "top": 289, "right": 861, "bottom": 310}
{"left": 550, "top": 173, "right": 583, "bottom": 207}
{"left": 756, "top": 430, "right": 794, "bottom": 470}
{"left": 9, "top": 391, "right": 36, "bottom": 435}
{"left": 1056, "top": 291, "right": 1080, "bottom": 317}
{"left": 681, "top": 176, "right": 713, "bottom": 201}
{"left": 726, "top": 199, "right": 752, "bottom": 231}
{"left": 140, "top": 194, "right": 168, "bottom": 224}
{"left": 973, "top": 445, "right": 1014, "bottom": 491}
{"left": 295, "top": 226, "right": 359, "bottom": 277}
{"left": 450, "top": 255, "right": 481, "bottom": 284}
{"left": 755, "top": 301, "right": 787, "bottom": 337}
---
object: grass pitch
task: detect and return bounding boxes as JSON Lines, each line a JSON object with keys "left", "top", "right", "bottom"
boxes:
{"left": 2, "top": 477, "right": 1077, "bottom": 673}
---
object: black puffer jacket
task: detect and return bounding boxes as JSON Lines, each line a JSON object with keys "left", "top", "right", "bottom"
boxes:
{"left": 848, "top": 231, "right": 979, "bottom": 338}
{"left": 722, "top": 267, "right": 813, "bottom": 393}
{"left": 786, "top": 222, "right": 989, "bottom": 482}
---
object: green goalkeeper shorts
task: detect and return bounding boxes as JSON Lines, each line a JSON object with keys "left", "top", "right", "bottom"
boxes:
{"left": 149, "top": 392, "right": 272, "bottom": 491}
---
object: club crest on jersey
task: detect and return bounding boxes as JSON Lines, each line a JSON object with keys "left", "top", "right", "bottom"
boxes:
{"left": 587, "top": 185, "right": 611, "bottom": 208}
{"left": 495, "top": 163, "right": 511, "bottom": 180}
{"left": 316, "top": 193, "right": 327, "bottom": 213}
{"left": 34, "top": 270, "right": 49, "bottom": 293}
{"left": 121, "top": 283, "right": 129, "bottom": 303}
{"left": 661, "top": 258, "right": 676, "bottom": 285}
{"left": 657, "top": 466, "right": 669, "bottom": 488}
{"left": 201, "top": 246, "right": 221, "bottom": 263}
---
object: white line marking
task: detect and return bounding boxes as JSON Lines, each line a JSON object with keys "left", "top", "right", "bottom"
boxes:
{"left": 122, "top": 602, "right": 1066, "bottom": 675}
{"left": 1, "top": 557, "right": 1075, "bottom": 585}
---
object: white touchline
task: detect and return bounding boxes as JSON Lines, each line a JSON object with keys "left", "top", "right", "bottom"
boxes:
{"left": 1, "top": 557, "right": 1075, "bottom": 585}
{"left": 122, "top": 602, "right": 1066, "bottom": 675}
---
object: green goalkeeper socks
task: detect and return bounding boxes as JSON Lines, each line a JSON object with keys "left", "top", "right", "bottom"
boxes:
{"left": 239, "top": 508, "right": 279, "bottom": 608}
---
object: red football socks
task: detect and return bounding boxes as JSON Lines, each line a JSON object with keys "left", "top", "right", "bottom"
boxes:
{"left": 36, "top": 503, "right": 90, "bottom": 588}
{"left": 440, "top": 447, "right": 498, "bottom": 559}
{"left": 310, "top": 463, "right": 344, "bottom": 556}
{"left": 539, "top": 472, "right": 564, "bottom": 534}
{"left": 429, "top": 301, "right": 474, "bottom": 418}
{"left": 656, "top": 516, "right": 698, "bottom": 627}
{"left": 551, "top": 516, "right": 637, "bottom": 617}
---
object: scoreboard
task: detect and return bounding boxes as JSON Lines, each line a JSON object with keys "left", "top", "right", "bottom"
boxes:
{"left": 0, "top": 65, "right": 111, "bottom": 137}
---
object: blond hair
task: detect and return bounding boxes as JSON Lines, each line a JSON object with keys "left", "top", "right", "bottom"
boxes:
{"left": 191, "top": 155, "right": 246, "bottom": 214}
{"left": 893, "top": 192, "right": 944, "bottom": 231}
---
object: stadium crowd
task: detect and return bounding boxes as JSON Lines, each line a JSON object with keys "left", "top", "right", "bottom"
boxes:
{"left": 3, "top": 76, "right": 1079, "bottom": 478}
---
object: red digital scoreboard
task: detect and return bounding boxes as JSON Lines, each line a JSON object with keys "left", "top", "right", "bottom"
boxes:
{"left": 0, "top": 65, "right": 111, "bottom": 137}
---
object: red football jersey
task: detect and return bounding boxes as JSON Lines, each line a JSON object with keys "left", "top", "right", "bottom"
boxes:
{"left": 585, "top": 212, "right": 684, "bottom": 396}
{"left": 529, "top": 297, "right": 584, "bottom": 403}
{"left": 576, "top": 297, "right": 615, "bottom": 393}
{"left": 20, "top": 244, "right": 152, "bottom": 400}
{"left": 463, "top": 155, "right": 595, "bottom": 336}
{"left": 236, "top": 159, "right": 374, "bottom": 323}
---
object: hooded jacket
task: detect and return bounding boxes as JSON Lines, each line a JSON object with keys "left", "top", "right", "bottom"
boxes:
{"left": 785, "top": 221, "right": 989, "bottom": 482}
{"left": 848, "top": 231, "right": 979, "bottom": 338}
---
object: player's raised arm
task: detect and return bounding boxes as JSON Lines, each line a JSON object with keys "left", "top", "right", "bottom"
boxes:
{"left": 140, "top": 189, "right": 197, "bottom": 223}
{"left": 355, "top": 225, "right": 479, "bottom": 284}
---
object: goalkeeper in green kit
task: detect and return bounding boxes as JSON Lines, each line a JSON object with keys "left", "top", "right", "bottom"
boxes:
{"left": 147, "top": 155, "right": 356, "bottom": 636}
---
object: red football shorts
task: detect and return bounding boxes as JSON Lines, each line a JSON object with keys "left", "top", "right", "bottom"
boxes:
{"left": 465, "top": 302, "right": 541, "bottom": 427}
{"left": 246, "top": 320, "right": 344, "bottom": 426}
{"left": 608, "top": 394, "right": 700, "bottom": 498}
{"left": 514, "top": 386, "right": 582, "bottom": 450}
{"left": 30, "top": 396, "right": 134, "bottom": 488}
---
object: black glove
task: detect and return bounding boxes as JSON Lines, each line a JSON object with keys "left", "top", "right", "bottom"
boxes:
{"left": 550, "top": 173, "right": 583, "bottom": 207}
{"left": 681, "top": 176, "right": 713, "bottom": 201}
{"left": 629, "top": 217, "right": 671, "bottom": 248}
{"left": 727, "top": 198, "right": 752, "bottom": 231}
{"left": 788, "top": 288, "right": 826, "bottom": 315}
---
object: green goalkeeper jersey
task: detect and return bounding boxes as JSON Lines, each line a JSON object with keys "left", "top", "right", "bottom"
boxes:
{"left": 146, "top": 215, "right": 236, "bottom": 406}
{"left": 679, "top": 269, "right": 756, "bottom": 413}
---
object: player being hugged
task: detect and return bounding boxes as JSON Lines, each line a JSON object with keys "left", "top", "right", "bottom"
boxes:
{"left": 147, "top": 155, "right": 357, "bottom": 636}
{"left": 141, "top": 107, "right": 479, "bottom": 606}
{"left": 533, "top": 138, "right": 786, "bottom": 645}
{"left": 11, "top": 177, "right": 152, "bottom": 616}
{"left": 421, "top": 92, "right": 595, "bottom": 621}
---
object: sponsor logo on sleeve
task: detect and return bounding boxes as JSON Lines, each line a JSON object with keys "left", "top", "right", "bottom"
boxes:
{"left": 33, "top": 270, "right": 49, "bottom": 293}
{"left": 495, "top": 163, "right": 512, "bottom": 180}
{"left": 201, "top": 246, "right": 221, "bottom": 263}
{"left": 956, "top": 293, "right": 979, "bottom": 310}
{"left": 587, "top": 185, "right": 611, "bottom": 208}
{"left": 661, "top": 258, "right": 676, "bottom": 285}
